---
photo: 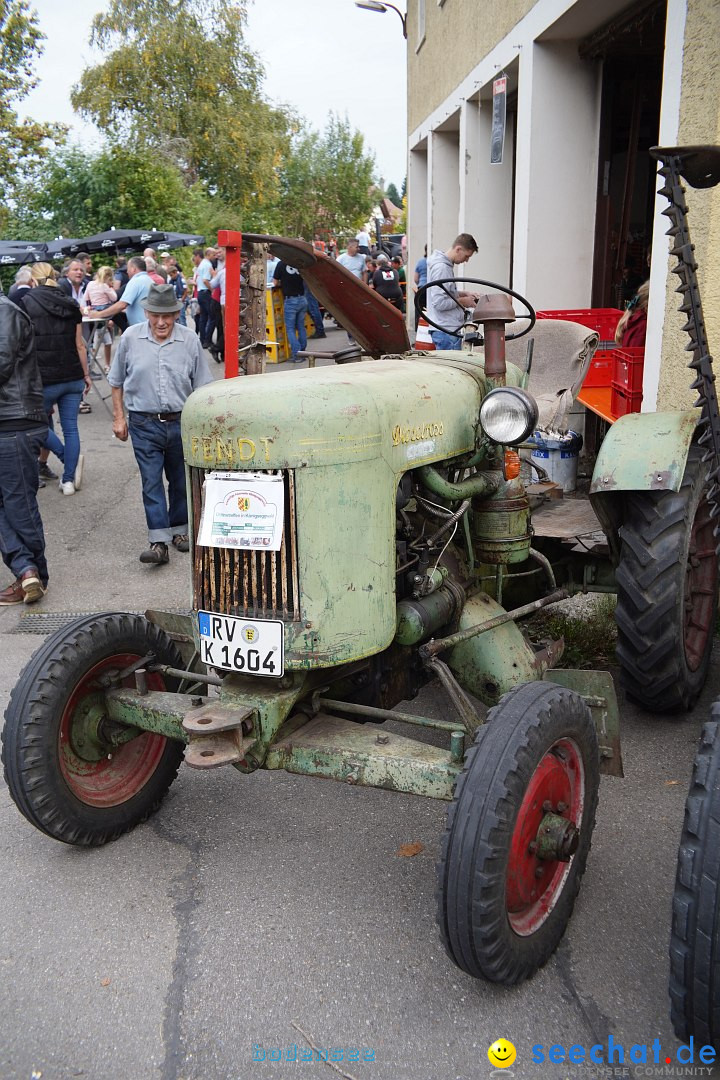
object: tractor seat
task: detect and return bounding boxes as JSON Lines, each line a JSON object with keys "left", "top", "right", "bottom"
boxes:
{"left": 503, "top": 319, "right": 599, "bottom": 433}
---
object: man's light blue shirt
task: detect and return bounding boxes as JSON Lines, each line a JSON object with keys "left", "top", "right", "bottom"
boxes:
{"left": 120, "top": 271, "right": 152, "bottom": 324}
{"left": 196, "top": 259, "right": 213, "bottom": 292}
{"left": 108, "top": 320, "right": 213, "bottom": 412}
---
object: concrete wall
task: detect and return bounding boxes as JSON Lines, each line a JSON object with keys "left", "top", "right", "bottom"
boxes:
{"left": 407, "top": 0, "right": 535, "bottom": 132}
{"left": 654, "top": 0, "right": 720, "bottom": 412}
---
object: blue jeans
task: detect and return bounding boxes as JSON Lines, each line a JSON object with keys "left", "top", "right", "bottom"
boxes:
{"left": 0, "top": 426, "right": 49, "bottom": 586}
{"left": 430, "top": 329, "right": 463, "bottom": 351}
{"left": 304, "top": 286, "right": 323, "bottom": 334}
{"left": 283, "top": 295, "right": 308, "bottom": 359}
{"left": 42, "top": 378, "right": 85, "bottom": 483}
{"left": 128, "top": 414, "right": 188, "bottom": 542}
{"left": 196, "top": 290, "right": 215, "bottom": 347}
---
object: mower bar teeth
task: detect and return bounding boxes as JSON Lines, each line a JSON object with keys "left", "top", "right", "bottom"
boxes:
{"left": 658, "top": 157, "right": 720, "bottom": 529}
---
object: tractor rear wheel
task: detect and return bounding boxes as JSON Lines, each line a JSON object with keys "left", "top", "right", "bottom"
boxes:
{"left": 437, "top": 681, "right": 599, "bottom": 984}
{"left": 615, "top": 444, "right": 717, "bottom": 713}
{"left": 669, "top": 712, "right": 720, "bottom": 1050}
{"left": 2, "top": 612, "right": 185, "bottom": 846}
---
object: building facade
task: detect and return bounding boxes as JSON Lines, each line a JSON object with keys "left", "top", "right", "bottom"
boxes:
{"left": 406, "top": 0, "right": 720, "bottom": 411}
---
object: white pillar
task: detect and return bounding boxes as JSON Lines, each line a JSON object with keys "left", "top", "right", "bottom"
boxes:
{"left": 461, "top": 95, "right": 514, "bottom": 284}
{"left": 430, "top": 127, "right": 460, "bottom": 252}
{"left": 408, "top": 144, "right": 429, "bottom": 329}
{"left": 514, "top": 41, "right": 601, "bottom": 309}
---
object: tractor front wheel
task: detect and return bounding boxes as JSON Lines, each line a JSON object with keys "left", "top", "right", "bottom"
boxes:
{"left": 615, "top": 444, "right": 717, "bottom": 713}
{"left": 437, "top": 681, "right": 599, "bottom": 984}
{"left": 670, "top": 712, "right": 720, "bottom": 1050}
{"left": 2, "top": 612, "right": 186, "bottom": 846}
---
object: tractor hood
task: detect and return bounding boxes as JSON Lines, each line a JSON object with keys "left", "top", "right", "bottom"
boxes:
{"left": 242, "top": 233, "right": 410, "bottom": 357}
{"left": 182, "top": 356, "right": 492, "bottom": 471}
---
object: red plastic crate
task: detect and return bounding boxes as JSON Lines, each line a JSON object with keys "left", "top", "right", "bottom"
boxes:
{"left": 611, "top": 381, "right": 643, "bottom": 418}
{"left": 536, "top": 308, "right": 624, "bottom": 350}
{"left": 612, "top": 347, "right": 645, "bottom": 394}
{"left": 582, "top": 348, "right": 615, "bottom": 388}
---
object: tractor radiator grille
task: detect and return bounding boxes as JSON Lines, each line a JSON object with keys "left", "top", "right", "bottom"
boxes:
{"left": 190, "top": 467, "right": 301, "bottom": 621}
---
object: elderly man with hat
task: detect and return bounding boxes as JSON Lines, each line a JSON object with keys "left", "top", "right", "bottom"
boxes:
{"left": 107, "top": 283, "right": 213, "bottom": 565}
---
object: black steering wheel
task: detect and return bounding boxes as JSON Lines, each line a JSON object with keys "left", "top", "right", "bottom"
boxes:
{"left": 415, "top": 277, "right": 536, "bottom": 341}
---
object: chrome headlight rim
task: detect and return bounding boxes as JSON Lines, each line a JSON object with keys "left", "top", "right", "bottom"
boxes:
{"left": 479, "top": 387, "right": 539, "bottom": 446}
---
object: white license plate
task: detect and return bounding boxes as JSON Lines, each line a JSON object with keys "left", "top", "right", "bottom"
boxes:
{"left": 197, "top": 611, "right": 284, "bottom": 677}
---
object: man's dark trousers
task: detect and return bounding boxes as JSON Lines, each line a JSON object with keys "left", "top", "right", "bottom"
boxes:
{"left": 128, "top": 414, "right": 188, "bottom": 541}
{"left": 0, "top": 426, "right": 49, "bottom": 586}
{"left": 196, "top": 290, "right": 216, "bottom": 348}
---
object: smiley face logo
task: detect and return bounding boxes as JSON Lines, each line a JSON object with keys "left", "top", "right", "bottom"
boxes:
{"left": 487, "top": 1039, "right": 516, "bottom": 1068}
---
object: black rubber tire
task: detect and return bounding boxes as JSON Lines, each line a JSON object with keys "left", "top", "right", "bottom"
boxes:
{"left": 670, "top": 713, "right": 720, "bottom": 1049}
{"left": 615, "top": 444, "right": 718, "bottom": 713}
{"left": 437, "top": 681, "right": 599, "bottom": 984}
{"left": 2, "top": 612, "right": 185, "bottom": 847}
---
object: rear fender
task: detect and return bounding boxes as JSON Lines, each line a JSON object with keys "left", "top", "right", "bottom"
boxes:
{"left": 589, "top": 410, "right": 700, "bottom": 561}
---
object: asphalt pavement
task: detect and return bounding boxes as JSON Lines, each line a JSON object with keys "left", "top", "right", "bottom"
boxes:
{"left": 0, "top": 328, "right": 718, "bottom": 1080}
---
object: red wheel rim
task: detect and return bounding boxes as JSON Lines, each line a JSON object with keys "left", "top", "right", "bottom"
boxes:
{"left": 59, "top": 653, "right": 168, "bottom": 808}
{"left": 506, "top": 738, "right": 585, "bottom": 936}
{"left": 685, "top": 495, "right": 717, "bottom": 672}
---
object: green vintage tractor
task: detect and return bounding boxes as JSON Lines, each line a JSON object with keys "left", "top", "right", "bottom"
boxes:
{"left": 3, "top": 146, "right": 719, "bottom": 987}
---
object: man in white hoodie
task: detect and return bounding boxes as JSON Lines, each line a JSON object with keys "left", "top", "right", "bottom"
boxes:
{"left": 426, "top": 233, "right": 479, "bottom": 350}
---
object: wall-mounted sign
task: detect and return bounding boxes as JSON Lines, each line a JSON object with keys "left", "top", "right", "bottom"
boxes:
{"left": 491, "top": 75, "right": 507, "bottom": 165}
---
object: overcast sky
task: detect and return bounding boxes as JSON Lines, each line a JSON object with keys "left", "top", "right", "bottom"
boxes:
{"left": 18, "top": 0, "right": 408, "bottom": 190}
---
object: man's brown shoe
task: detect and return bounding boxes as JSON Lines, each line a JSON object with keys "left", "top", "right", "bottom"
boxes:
{"left": 139, "top": 542, "right": 169, "bottom": 565}
{"left": 0, "top": 580, "right": 24, "bottom": 605}
{"left": 20, "top": 568, "right": 45, "bottom": 604}
{"left": 172, "top": 534, "right": 190, "bottom": 552}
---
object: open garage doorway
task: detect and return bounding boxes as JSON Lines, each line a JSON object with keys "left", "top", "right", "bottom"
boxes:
{"left": 586, "top": 0, "right": 666, "bottom": 308}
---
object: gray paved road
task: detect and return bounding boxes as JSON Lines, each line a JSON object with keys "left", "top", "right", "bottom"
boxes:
{"left": 0, "top": 333, "right": 716, "bottom": 1080}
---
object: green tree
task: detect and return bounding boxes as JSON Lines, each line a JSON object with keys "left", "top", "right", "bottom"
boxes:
{"left": 275, "top": 115, "right": 378, "bottom": 240}
{"left": 386, "top": 182, "right": 400, "bottom": 206}
{"left": 8, "top": 143, "right": 225, "bottom": 242}
{"left": 71, "top": 0, "right": 289, "bottom": 216}
{"left": 0, "top": 0, "right": 65, "bottom": 226}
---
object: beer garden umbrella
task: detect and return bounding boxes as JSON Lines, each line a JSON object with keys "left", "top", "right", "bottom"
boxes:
{"left": 53, "top": 229, "right": 168, "bottom": 256}
{"left": 156, "top": 232, "right": 205, "bottom": 250}
{"left": 0, "top": 243, "right": 47, "bottom": 266}
{"left": 1, "top": 230, "right": 206, "bottom": 270}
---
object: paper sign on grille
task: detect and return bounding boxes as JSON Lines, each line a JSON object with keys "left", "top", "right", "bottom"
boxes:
{"left": 197, "top": 472, "right": 285, "bottom": 550}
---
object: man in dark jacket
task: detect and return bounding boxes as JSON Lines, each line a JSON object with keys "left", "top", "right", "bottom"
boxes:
{"left": 0, "top": 295, "right": 49, "bottom": 604}
{"left": 372, "top": 254, "right": 403, "bottom": 309}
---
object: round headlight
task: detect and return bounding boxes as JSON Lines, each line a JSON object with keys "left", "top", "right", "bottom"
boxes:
{"left": 479, "top": 387, "right": 538, "bottom": 445}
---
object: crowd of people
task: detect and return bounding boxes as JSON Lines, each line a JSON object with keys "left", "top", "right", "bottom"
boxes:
{"left": 0, "top": 244, "right": 221, "bottom": 604}
{"left": 0, "top": 223, "right": 649, "bottom": 607}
